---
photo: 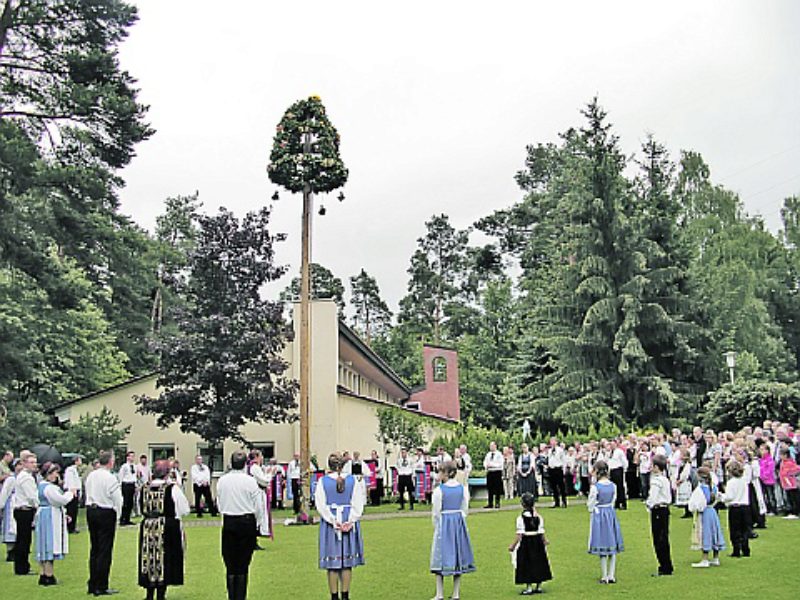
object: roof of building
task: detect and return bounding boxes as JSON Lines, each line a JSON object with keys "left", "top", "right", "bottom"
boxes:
{"left": 49, "top": 371, "right": 158, "bottom": 412}
{"left": 337, "top": 386, "right": 458, "bottom": 424}
{"left": 337, "top": 320, "right": 411, "bottom": 396}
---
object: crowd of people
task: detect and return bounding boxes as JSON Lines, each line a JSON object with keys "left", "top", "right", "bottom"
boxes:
{"left": 0, "top": 418, "right": 798, "bottom": 599}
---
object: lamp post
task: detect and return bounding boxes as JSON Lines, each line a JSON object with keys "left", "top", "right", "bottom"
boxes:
{"left": 723, "top": 351, "right": 737, "bottom": 385}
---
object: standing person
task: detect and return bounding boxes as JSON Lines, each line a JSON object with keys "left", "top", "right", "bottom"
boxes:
{"left": 34, "top": 462, "right": 74, "bottom": 586}
{"left": 675, "top": 449, "right": 693, "bottom": 518}
{"left": 266, "top": 458, "right": 286, "bottom": 510}
{"left": 287, "top": 452, "right": 302, "bottom": 514}
{"left": 721, "top": 460, "right": 751, "bottom": 556}
{"left": 758, "top": 444, "right": 777, "bottom": 515}
{"left": 396, "top": 448, "right": 415, "bottom": 511}
{"left": 430, "top": 460, "right": 474, "bottom": 600}
{"left": 688, "top": 467, "right": 726, "bottom": 568}
{"left": 368, "top": 450, "right": 384, "bottom": 506}
{"left": 217, "top": 451, "right": 268, "bottom": 600}
{"left": 645, "top": 455, "right": 674, "bottom": 576}
{"left": 191, "top": 455, "right": 217, "bottom": 518}
{"left": 547, "top": 439, "right": 567, "bottom": 509}
{"left": 84, "top": 450, "right": 123, "bottom": 596}
{"left": 118, "top": 451, "right": 137, "bottom": 526}
{"left": 135, "top": 455, "right": 152, "bottom": 517}
{"left": 778, "top": 448, "right": 800, "bottom": 519}
{"left": 316, "top": 453, "right": 365, "bottom": 600}
{"left": 1, "top": 459, "right": 22, "bottom": 562}
{"left": 138, "top": 460, "right": 191, "bottom": 600}
{"left": 63, "top": 456, "right": 83, "bottom": 534}
{"left": 516, "top": 444, "right": 537, "bottom": 498}
{"left": 509, "top": 492, "right": 552, "bottom": 595}
{"left": 587, "top": 460, "right": 624, "bottom": 584}
{"left": 483, "top": 442, "right": 504, "bottom": 509}
{"left": 625, "top": 439, "right": 640, "bottom": 500}
{"left": 502, "top": 447, "right": 516, "bottom": 500}
{"left": 0, "top": 451, "right": 13, "bottom": 486}
{"left": 608, "top": 441, "right": 627, "bottom": 510}
{"left": 12, "top": 452, "right": 38, "bottom": 575}
{"left": 638, "top": 442, "right": 652, "bottom": 501}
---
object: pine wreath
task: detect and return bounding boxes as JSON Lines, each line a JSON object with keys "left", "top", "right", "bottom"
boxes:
{"left": 267, "top": 96, "right": 348, "bottom": 194}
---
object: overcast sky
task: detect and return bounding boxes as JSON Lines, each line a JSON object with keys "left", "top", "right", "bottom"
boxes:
{"left": 117, "top": 0, "right": 800, "bottom": 312}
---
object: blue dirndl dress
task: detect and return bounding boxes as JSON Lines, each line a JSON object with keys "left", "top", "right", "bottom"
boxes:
{"left": 318, "top": 475, "right": 365, "bottom": 570}
{"left": 430, "top": 483, "right": 476, "bottom": 576}
{"left": 588, "top": 481, "right": 624, "bottom": 555}
{"left": 35, "top": 481, "right": 68, "bottom": 562}
{"left": 700, "top": 484, "right": 726, "bottom": 552}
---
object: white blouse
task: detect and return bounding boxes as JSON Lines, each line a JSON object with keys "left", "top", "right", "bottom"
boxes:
{"left": 314, "top": 473, "right": 364, "bottom": 526}
{"left": 431, "top": 479, "right": 469, "bottom": 524}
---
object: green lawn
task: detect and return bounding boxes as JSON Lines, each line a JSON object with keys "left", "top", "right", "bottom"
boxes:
{"left": 2, "top": 503, "right": 797, "bottom": 599}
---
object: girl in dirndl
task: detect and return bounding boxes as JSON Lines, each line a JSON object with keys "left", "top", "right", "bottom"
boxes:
{"left": 430, "top": 460, "right": 475, "bottom": 600}
{"left": 688, "top": 466, "right": 725, "bottom": 568}
{"left": 0, "top": 459, "right": 22, "bottom": 561}
{"left": 316, "top": 453, "right": 365, "bottom": 600}
{"left": 34, "top": 462, "right": 74, "bottom": 586}
{"left": 509, "top": 492, "right": 552, "bottom": 595}
{"left": 587, "top": 460, "right": 624, "bottom": 584}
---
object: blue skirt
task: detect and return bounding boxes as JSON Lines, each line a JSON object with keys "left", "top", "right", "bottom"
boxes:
{"left": 35, "top": 506, "right": 65, "bottom": 562}
{"left": 701, "top": 507, "right": 726, "bottom": 552}
{"left": 588, "top": 506, "right": 624, "bottom": 555}
{"left": 430, "top": 513, "right": 476, "bottom": 576}
{"left": 319, "top": 520, "right": 365, "bottom": 570}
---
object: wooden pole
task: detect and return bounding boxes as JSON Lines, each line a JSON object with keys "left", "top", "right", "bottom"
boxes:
{"left": 299, "top": 131, "right": 313, "bottom": 518}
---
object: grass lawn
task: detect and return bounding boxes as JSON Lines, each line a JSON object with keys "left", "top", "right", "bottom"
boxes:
{"left": 2, "top": 502, "right": 797, "bottom": 599}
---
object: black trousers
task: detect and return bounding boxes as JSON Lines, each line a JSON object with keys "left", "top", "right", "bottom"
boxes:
{"left": 194, "top": 484, "right": 217, "bottom": 516}
{"left": 397, "top": 474, "right": 415, "bottom": 508}
{"left": 66, "top": 494, "right": 80, "bottom": 533}
{"left": 548, "top": 469, "right": 567, "bottom": 507}
{"left": 626, "top": 468, "right": 640, "bottom": 499}
{"left": 650, "top": 506, "right": 673, "bottom": 574}
{"left": 221, "top": 514, "right": 257, "bottom": 575}
{"left": 487, "top": 470, "right": 503, "bottom": 507}
{"left": 728, "top": 505, "right": 751, "bottom": 556}
{"left": 13, "top": 508, "right": 34, "bottom": 575}
{"left": 87, "top": 506, "right": 117, "bottom": 593}
{"left": 370, "top": 478, "right": 383, "bottom": 506}
{"left": 290, "top": 479, "right": 302, "bottom": 513}
{"left": 786, "top": 488, "right": 800, "bottom": 516}
{"left": 610, "top": 468, "right": 627, "bottom": 509}
{"left": 121, "top": 482, "right": 136, "bottom": 524}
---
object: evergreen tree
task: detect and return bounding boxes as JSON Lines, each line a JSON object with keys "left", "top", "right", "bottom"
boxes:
{"left": 349, "top": 268, "right": 392, "bottom": 344}
{"left": 281, "top": 262, "right": 346, "bottom": 317}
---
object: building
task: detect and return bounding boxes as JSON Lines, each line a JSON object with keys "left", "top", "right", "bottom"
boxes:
{"left": 51, "top": 300, "right": 459, "bottom": 478}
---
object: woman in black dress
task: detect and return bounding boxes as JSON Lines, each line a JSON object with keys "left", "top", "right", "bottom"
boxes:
{"left": 508, "top": 493, "right": 552, "bottom": 595}
{"left": 138, "top": 460, "right": 191, "bottom": 600}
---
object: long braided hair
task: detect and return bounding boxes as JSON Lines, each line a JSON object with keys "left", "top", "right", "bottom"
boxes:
{"left": 328, "top": 452, "right": 346, "bottom": 493}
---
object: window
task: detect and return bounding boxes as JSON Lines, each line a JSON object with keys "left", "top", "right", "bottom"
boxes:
{"left": 250, "top": 442, "right": 275, "bottom": 461}
{"left": 150, "top": 444, "right": 175, "bottom": 464}
{"left": 433, "top": 357, "right": 447, "bottom": 382}
{"left": 198, "top": 444, "right": 224, "bottom": 474}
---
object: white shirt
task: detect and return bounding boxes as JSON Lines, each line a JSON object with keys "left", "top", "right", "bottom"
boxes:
{"left": 414, "top": 456, "right": 426, "bottom": 472}
{"left": 587, "top": 480, "right": 617, "bottom": 512}
{"left": 42, "top": 482, "right": 74, "bottom": 508}
{"left": 396, "top": 456, "right": 414, "bottom": 476}
{"left": 461, "top": 453, "right": 473, "bottom": 477}
{"left": 639, "top": 452, "right": 652, "bottom": 474}
{"left": 722, "top": 477, "right": 750, "bottom": 506}
{"left": 0, "top": 475, "right": 16, "bottom": 508}
{"left": 547, "top": 447, "right": 565, "bottom": 469}
{"left": 248, "top": 463, "right": 271, "bottom": 489}
{"left": 314, "top": 473, "right": 365, "bottom": 526}
{"left": 217, "top": 469, "right": 268, "bottom": 534}
{"left": 136, "top": 463, "right": 152, "bottom": 485}
{"left": 431, "top": 479, "right": 469, "bottom": 524}
{"left": 484, "top": 450, "right": 503, "bottom": 471}
{"left": 515, "top": 511, "right": 545, "bottom": 535}
{"left": 645, "top": 474, "right": 672, "bottom": 508}
{"left": 191, "top": 464, "right": 211, "bottom": 486}
{"left": 287, "top": 460, "right": 301, "bottom": 480}
{"left": 12, "top": 470, "right": 38, "bottom": 509}
{"left": 64, "top": 465, "right": 82, "bottom": 492}
{"left": 85, "top": 467, "right": 123, "bottom": 515}
{"left": 118, "top": 462, "right": 137, "bottom": 484}
{"left": 148, "top": 479, "right": 191, "bottom": 519}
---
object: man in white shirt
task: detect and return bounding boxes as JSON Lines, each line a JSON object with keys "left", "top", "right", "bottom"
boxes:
{"left": 191, "top": 455, "right": 217, "bottom": 518}
{"left": 64, "top": 456, "right": 83, "bottom": 533}
{"left": 85, "top": 450, "right": 123, "bottom": 595}
{"left": 12, "top": 452, "right": 38, "bottom": 575}
{"left": 117, "top": 451, "right": 137, "bottom": 526}
{"left": 217, "top": 451, "right": 268, "bottom": 600}
{"left": 396, "top": 448, "right": 415, "bottom": 510}
{"left": 547, "top": 438, "right": 567, "bottom": 508}
{"left": 609, "top": 440, "right": 628, "bottom": 510}
{"left": 286, "top": 452, "right": 302, "bottom": 514}
{"left": 645, "top": 454, "right": 674, "bottom": 576}
{"left": 459, "top": 445, "right": 473, "bottom": 479}
{"left": 483, "top": 441, "right": 504, "bottom": 509}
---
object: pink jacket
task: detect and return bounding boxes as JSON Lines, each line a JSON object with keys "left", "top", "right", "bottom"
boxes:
{"left": 759, "top": 455, "right": 776, "bottom": 486}
{"left": 779, "top": 458, "right": 800, "bottom": 490}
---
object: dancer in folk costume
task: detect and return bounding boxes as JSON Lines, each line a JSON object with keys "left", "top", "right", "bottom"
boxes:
{"left": 138, "top": 460, "right": 191, "bottom": 600}
{"left": 688, "top": 467, "right": 726, "bottom": 568}
{"left": 587, "top": 460, "right": 624, "bottom": 584}
{"left": 675, "top": 448, "right": 693, "bottom": 518}
{"left": 646, "top": 454, "right": 674, "bottom": 576}
{"left": 430, "top": 460, "right": 475, "bottom": 600}
{"left": 509, "top": 492, "right": 552, "bottom": 595}
{"left": 34, "top": 462, "right": 74, "bottom": 586}
{"left": 316, "top": 453, "right": 365, "bottom": 600}
{"left": 0, "top": 459, "right": 22, "bottom": 562}
{"left": 721, "top": 459, "right": 751, "bottom": 557}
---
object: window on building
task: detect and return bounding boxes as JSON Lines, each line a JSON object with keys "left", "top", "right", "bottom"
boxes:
{"left": 249, "top": 442, "right": 275, "bottom": 461}
{"left": 198, "top": 444, "right": 224, "bottom": 474}
{"left": 433, "top": 357, "right": 447, "bottom": 382}
{"left": 150, "top": 444, "right": 175, "bottom": 464}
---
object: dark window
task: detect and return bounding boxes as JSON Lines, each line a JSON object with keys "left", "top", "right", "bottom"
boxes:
{"left": 433, "top": 357, "right": 447, "bottom": 382}
{"left": 250, "top": 442, "right": 275, "bottom": 461}
{"left": 150, "top": 444, "right": 175, "bottom": 464}
{"left": 198, "top": 445, "right": 225, "bottom": 474}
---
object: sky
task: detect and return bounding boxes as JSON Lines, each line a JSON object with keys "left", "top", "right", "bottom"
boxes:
{"left": 116, "top": 0, "right": 800, "bottom": 312}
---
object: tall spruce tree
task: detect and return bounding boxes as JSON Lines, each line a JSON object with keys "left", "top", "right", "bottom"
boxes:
{"left": 281, "top": 262, "right": 346, "bottom": 317}
{"left": 349, "top": 268, "right": 392, "bottom": 344}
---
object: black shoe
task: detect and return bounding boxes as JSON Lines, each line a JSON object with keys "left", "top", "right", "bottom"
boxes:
{"left": 748, "top": 532, "right": 758, "bottom": 539}
{"left": 94, "top": 590, "right": 120, "bottom": 596}
{"left": 38, "top": 575, "right": 48, "bottom": 586}
{"left": 483, "top": 505, "right": 493, "bottom": 509}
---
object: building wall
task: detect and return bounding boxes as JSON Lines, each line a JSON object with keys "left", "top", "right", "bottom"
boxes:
{"left": 409, "top": 345, "right": 461, "bottom": 420}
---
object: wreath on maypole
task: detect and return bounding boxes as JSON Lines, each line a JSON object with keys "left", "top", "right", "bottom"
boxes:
{"left": 267, "top": 96, "right": 348, "bottom": 194}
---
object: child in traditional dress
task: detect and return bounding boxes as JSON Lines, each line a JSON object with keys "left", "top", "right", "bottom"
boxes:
{"left": 430, "top": 460, "right": 475, "bottom": 600}
{"left": 645, "top": 454, "right": 674, "bottom": 576}
{"left": 721, "top": 460, "right": 750, "bottom": 557}
{"left": 688, "top": 467, "right": 726, "bottom": 568}
{"left": 34, "top": 462, "right": 74, "bottom": 586}
{"left": 316, "top": 453, "right": 365, "bottom": 600}
{"left": 587, "top": 460, "right": 624, "bottom": 584}
{"left": 675, "top": 449, "right": 693, "bottom": 518}
{"left": 509, "top": 492, "right": 552, "bottom": 595}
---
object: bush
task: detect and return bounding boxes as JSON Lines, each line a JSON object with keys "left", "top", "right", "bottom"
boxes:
{"left": 702, "top": 380, "right": 800, "bottom": 431}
